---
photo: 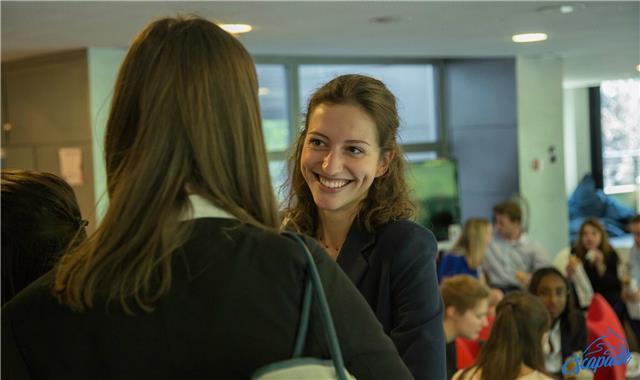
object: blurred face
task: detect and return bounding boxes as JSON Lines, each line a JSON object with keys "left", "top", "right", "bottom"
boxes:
{"left": 581, "top": 224, "right": 602, "bottom": 251}
{"left": 494, "top": 213, "right": 520, "bottom": 240}
{"left": 484, "top": 225, "right": 493, "bottom": 247}
{"left": 630, "top": 222, "right": 640, "bottom": 247}
{"left": 300, "top": 103, "right": 390, "bottom": 215}
{"left": 535, "top": 274, "right": 567, "bottom": 321}
{"left": 450, "top": 299, "right": 490, "bottom": 340}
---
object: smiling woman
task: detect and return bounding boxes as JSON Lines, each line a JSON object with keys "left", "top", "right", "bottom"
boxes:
{"left": 284, "top": 74, "right": 446, "bottom": 379}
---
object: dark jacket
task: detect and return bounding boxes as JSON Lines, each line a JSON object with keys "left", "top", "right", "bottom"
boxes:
{"left": 2, "top": 218, "right": 411, "bottom": 380}
{"left": 337, "top": 218, "right": 446, "bottom": 380}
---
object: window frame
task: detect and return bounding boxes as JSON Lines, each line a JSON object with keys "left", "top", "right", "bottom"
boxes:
{"left": 254, "top": 56, "right": 447, "bottom": 162}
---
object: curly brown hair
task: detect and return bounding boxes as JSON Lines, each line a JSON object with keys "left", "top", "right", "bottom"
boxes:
{"left": 283, "top": 74, "right": 415, "bottom": 235}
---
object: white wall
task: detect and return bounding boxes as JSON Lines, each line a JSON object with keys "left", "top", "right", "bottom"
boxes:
{"left": 516, "top": 56, "right": 569, "bottom": 258}
{"left": 563, "top": 87, "right": 591, "bottom": 196}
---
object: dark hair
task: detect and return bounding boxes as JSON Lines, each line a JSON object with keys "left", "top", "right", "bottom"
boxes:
{"left": 572, "top": 217, "right": 614, "bottom": 260}
{"left": 630, "top": 215, "right": 640, "bottom": 224}
{"left": 529, "top": 267, "right": 579, "bottom": 338}
{"left": 54, "top": 16, "right": 278, "bottom": 314}
{"left": 283, "top": 74, "right": 415, "bottom": 234}
{"left": 1, "top": 170, "right": 87, "bottom": 305}
{"left": 493, "top": 201, "right": 521, "bottom": 223}
{"left": 460, "top": 291, "right": 550, "bottom": 380}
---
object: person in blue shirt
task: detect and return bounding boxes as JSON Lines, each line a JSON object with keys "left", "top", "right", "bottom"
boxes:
{"left": 439, "top": 218, "right": 492, "bottom": 283}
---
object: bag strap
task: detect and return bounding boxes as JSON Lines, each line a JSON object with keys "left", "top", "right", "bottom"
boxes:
{"left": 283, "top": 231, "right": 349, "bottom": 380}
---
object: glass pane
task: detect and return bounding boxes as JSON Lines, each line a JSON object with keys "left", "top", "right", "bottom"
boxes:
{"left": 268, "top": 160, "right": 288, "bottom": 203}
{"left": 405, "top": 157, "right": 461, "bottom": 241}
{"left": 600, "top": 79, "right": 640, "bottom": 193}
{"left": 256, "top": 64, "right": 289, "bottom": 152}
{"left": 299, "top": 64, "right": 438, "bottom": 144}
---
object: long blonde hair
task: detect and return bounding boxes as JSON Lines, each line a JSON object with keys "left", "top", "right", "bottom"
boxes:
{"left": 451, "top": 218, "right": 490, "bottom": 268}
{"left": 54, "top": 16, "right": 278, "bottom": 314}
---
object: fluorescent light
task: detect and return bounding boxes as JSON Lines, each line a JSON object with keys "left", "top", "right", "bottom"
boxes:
{"left": 560, "top": 5, "right": 574, "bottom": 14}
{"left": 219, "top": 24, "right": 252, "bottom": 34}
{"left": 512, "top": 33, "right": 548, "bottom": 43}
{"left": 258, "top": 87, "right": 270, "bottom": 96}
{"left": 636, "top": 64, "right": 640, "bottom": 72}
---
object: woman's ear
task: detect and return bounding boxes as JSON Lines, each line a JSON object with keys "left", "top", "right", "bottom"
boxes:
{"left": 376, "top": 150, "right": 395, "bottom": 177}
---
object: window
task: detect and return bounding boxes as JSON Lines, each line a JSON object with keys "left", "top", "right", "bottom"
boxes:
{"left": 256, "top": 64, "right": 289, "bottom": 152}
{"left": 600, "top": 79, "right": 640, "bottom": 194}
{"left": 298, "top": 64, "right": 438, "bottom": 144}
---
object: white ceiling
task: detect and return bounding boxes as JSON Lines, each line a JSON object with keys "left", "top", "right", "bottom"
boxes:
{"left": 2, "top": 1, "right": 639, "bottom": 87}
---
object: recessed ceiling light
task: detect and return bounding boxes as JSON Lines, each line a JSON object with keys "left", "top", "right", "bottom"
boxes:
{"left": 512, "top": 33, "right": 548, "bottom": 43}
{"left": 560, "top": 5, "right": 574, "bottom": 14}
{"left": 219, "top": 24, "right": 252, "bottom": 34}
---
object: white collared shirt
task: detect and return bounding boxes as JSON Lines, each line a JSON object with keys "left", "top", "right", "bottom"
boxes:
{"left": 178, "top": 194, "right": 236, "bottom": 221}
{"left": 544, "top": 320, "right": 563, "bottom": 374}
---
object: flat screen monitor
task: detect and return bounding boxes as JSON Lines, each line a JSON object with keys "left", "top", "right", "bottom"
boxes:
{"left": 406, "top": 158, "right": 461, "bottom": 241}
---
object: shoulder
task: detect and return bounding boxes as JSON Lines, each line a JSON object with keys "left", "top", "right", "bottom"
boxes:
{"left": 375, "top": 220, "right": 437, "bottom": 253}
{"left": 453, "top": 367, "right": 479, "bottom": 380}
{"left": 371, "top": 220, "right": 438, "bottom": 273}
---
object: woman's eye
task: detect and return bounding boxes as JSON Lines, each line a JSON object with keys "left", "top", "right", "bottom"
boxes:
{"left": 308, "top": 138, "right": 325, "bottom": 147}
{"left": 347, "top": 146, "right": 364, "bottom": 155}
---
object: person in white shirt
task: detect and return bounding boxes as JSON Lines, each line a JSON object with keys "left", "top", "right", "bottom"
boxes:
{"left": 529, "top": 267, "right": 588, "bottom": 377}
{"left": 483, "top": 201, "right": 549, "bottom": 293}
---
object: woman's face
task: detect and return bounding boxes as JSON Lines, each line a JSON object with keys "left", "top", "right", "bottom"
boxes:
{"left": 300, "top": 103, "right": 389, "bottom": 215}
{"left": 451, "top": 299, "right": 490, "bottom": 340}
{"left": 535, "top": 274, "right": 567, "bottom": 321}
{"left": 581, "top": 224, "right": 603, "bottom": 251}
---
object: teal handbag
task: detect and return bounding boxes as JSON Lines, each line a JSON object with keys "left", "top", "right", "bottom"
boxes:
{"left": 252, "top": 232, "right": 355, "bottom": 380}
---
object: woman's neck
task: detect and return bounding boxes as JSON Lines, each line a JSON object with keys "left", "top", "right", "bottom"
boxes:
{"left": 316, "top": 207, "right": 359, "bottom": 260}
{"left": 518, "top": 364, "right": 535, "bottom": 377}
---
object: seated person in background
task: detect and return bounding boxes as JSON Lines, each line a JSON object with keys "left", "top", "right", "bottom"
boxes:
{"left": 453, "top": 291, "right": 553, "bottom": 380}
{"left": 441, "top": 275, "right": 490, "bottom": 380}
{"left": 571, "top": 218, "right": 626, "bottom": 324}
{"left": 438, "top": 218, "right": 492, "bottom": 282}
{"left": 1, "top": 170, "right": 87, "bottom": 305}
{"left": 439, "top": 218, "right": 503, "bottom": 314}
{"left": 623, "top": 215, "right": 640, "bottom": 300}
{"left": 622, "top": 215, "right": 640, "bottom": 338}
{"left": 529, "top": 267, "right": 587, "bottom": 378}
{"left": 483, "top": 200, "right": 549, "bottom": 293}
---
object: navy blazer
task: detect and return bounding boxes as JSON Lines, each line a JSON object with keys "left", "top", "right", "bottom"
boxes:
{"left": 337, "top": 219, "right": 446, "bottom": 380}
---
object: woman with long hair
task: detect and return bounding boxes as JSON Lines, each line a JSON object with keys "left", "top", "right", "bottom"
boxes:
{"left": 529, "top": 267, "right": 587, "bottom": 377}
{"left": 1, "top": 170, "right": 87, "bottom": 305}
{"left": 283, "top": 74, "right": 445, "bottom": 379}
{"left": 453, "top": 291, "right": 552, "bottom": 380}
{"left": 572, "top": 218, "right": 624, "bottom": 319}
{"left": 1, "top": 16, "right": 411, "bottom": 379}
{"left": 438, "top": 218, "right": 492, "bottom": 282}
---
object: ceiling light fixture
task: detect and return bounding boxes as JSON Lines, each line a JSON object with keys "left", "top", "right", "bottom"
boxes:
{"left": 219, "top": 24, "right": 252, "bottom": 34}
{"left": 560, "top": 5, "right": 575, "bottom": 14}
{"left": 512, "top": 33, "right": 548, "bottom": 43}
{"left": 636, "top": 64, "right": 640, "bottom": 72}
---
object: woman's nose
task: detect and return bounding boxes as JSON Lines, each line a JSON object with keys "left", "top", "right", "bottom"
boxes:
{"left": 322, "top": 151, "right": 343, "bottom": 174}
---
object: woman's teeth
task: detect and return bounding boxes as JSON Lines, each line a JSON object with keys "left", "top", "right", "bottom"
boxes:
{"left": 318, "top": 175, "right": 350, "bottom": 189}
